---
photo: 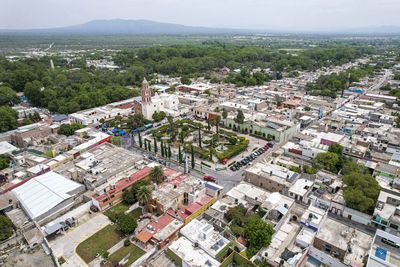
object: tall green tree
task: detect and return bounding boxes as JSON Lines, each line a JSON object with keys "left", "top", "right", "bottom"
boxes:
{"left": 116, "top": 214, "right": 137, "bottom": 235}
{"left": 0, "top": 86, "right": 19, "bottom": 106}
{"left": 191, "top": 145, "right": 195, "bottom": 169}
{"left": 198, "top": 127, "right": 202, "bottom": 148}
{"left": 312, "top": 152, "right": 340, "bottom": 173}
{"left": 138, "top": 132, "right": 143, "bottom": 148}
{"left": 244, "top": 216, "right": 274, "bottom": 258}
{"left": 150, "top": 166, "right": 165, "bottom": 184}
{"left": 222, "top": 109, "right": 228, "bottom": 119}
{"left": 160, "top": 140, "right": 164, "bottom": 157}
{"left": 328, "top": 144, "right": 343, "bottom": 156}
{"left": 24, "top": 80, "right": 43, "bottom": 107}
{"left": 178, "top": 144, "right": 182, "bottom": 163}
{"left": 0, "top": 106, "right": 18, "bottom": 133}
{"left": 136, "top": 186, "right": 152, "bottom": 205}
{"left": 342, "top": 172, "right": 380, "bottom": 213}
{"left": 235, "top": 110, "right": 245, "bottom": 124}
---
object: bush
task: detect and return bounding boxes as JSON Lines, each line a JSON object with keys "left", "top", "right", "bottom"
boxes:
{"left": 58, "top": 123, "right": 84, "bottom": 136}
{"left": 124, "top": 238, "right": 131, "bottom": 247}
{"left": 303, "top": 165, "right": 317, "bottom": 174}
{"left": 216, "top": 137, "right": 249, "bottom": 161}
{"left": 0, "top": 215, "right": 13, "bottom": 241}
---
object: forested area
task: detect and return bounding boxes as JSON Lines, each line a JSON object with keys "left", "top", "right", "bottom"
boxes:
{"left": 114, "top": 44, "right": 374, "bottom": 77}
{"left": 0, "top": 56, "right": 141, "bottom": 114}
{"left": 305, "top": 64, "right": 377, "bottom": 97}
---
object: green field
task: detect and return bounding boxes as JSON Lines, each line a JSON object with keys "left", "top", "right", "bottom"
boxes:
{"left": 76, "top": 224, "right": 124, "bottom": 263}
{"left": 107, "top": 244, "right": 145, "bottom": 266}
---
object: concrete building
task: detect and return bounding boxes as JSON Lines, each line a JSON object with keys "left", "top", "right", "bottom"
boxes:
{"left": 69, "top": 99, "right": 134, "bottom": 126}
{"left": 165, "top": 218, "right": 230, "bottom": 266}
{"left": 371, "top": 190, "right": 400, "bottom": 235}
{"left": 367, "top": 229, "right": 400, "bottom": 267}
{"left": 312, "top": 217, "right": 373, "bottom": 267}
{"left": 179, "top": 219, "right": 230, "bottom": 260}
{"left": 223, "top": 115, "right": 299, "bottom": 143}
{"left": 91, "top": 166, "right": 151, "bottom": 210}
{"left": 245, "top": 163, "right": 299, "bottom": 194}
{"left": 288, "top": 178, "right": 314, "bottom": 204}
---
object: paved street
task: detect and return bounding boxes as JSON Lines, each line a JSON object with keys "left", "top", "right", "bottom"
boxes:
{"left": 49, "top": 213, "right": 110, "bottom": 267}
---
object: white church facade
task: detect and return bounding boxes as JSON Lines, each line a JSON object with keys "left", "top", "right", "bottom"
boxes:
{"left": 134, "top": 78, "right": 179, "bottom": 120}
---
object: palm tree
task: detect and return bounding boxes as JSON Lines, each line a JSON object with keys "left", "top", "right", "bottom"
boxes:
{"left": 150, "top": 166, "right": 165, "bottom": 184}
{"left": 136, "top": 186, "right": 152, "bottom": 205}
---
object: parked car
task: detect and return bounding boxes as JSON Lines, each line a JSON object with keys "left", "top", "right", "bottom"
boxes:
{"left": 203, "top": 175, "right": 216, "bottom": 182}
{"left": 90, "top": 205, "right": 99, "bottom": 212}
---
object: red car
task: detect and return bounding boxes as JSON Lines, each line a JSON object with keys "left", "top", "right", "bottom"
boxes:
{"left": 203, "top": 175, "right": 216, "bottom": 182}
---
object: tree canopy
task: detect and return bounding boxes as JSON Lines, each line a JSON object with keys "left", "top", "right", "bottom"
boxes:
{"left": 58, "top": 123, "right": 85, "bottom": 136}
{"left": 342, "top": 172, "right": 380, "bottom": 213}
{"left": 150, "top": 166, "right": 165, "bottom": 184}
{"left": 116, "top": 214, "right": 138, "bottom": 235}
{"left": 312, "top": 152, "right": 341, "bottom": 173}
{"left": 244, "top": 215, "right": 274, "bottom": 257}
{"left": 0, "top": 106, "right": 18, "bottom": 133}
{"left": 235, "top": 110, "right": 245, "bottom": 124}
{"left": 0, "top": 86, "right": 19, "bottom": 106}
{"left": 152, "top": 111, "right": 166, "bottom": 122}
{"left": 0, "top": 215, "right": 13, "bottom": 241}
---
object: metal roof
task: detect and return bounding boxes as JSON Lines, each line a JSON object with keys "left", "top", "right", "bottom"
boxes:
{"left": 12, "top": 171, "right": 83, "bottom": 220}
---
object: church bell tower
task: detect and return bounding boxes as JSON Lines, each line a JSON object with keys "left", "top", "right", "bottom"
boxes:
{"left": 141, "top": 78, "right": 152, "bottom": 104}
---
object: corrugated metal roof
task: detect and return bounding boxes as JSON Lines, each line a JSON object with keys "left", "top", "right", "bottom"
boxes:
{"left": 12, "top": 171, "right": 82, "bottom": 220}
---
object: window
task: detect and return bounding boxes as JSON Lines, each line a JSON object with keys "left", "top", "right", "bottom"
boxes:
{"left": 390, "top": 224, "right": 399, "bottom": 230}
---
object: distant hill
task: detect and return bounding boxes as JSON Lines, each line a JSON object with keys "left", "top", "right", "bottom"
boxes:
{"left": 0, "top": 19, "right": 253, "bottom": 35}
{"left": 1, "top": 19, "right": 399, "bottom": 35}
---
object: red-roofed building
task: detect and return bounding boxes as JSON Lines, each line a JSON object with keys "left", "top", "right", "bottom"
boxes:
{"left": 177, "top": 194, "right": 216, "bottom": 224}
{"left": 135, "top": 213, "right": 183, "bottom": 248}
{"left": 91, "top": 166, "right": 151, "bottom": 210}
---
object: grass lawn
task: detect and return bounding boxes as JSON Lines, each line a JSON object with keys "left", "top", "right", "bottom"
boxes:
{"left": 130, "top": 208, "right": 142, "bottom": 219}
{"left": 76, "top": 224, "right": 124, "bottom": 263}
{"left": 104, "top": 202, "right": 130, "bottom": 218}
{"left": 106, "top": 244, "right": 145, "bottom": 266}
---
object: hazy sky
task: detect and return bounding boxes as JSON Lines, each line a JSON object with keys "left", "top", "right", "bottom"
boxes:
{"left": 1, "top": 0, "right": 399, "bottom": 30}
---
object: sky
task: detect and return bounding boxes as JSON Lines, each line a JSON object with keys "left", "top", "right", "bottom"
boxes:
{"left": 1, "top": 0, "right": 399, "bottom": 30}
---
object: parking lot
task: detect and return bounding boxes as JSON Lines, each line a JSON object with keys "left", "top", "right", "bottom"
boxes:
{"left": 49, "top": 213, "right": 110, "bottom": 267}
{"left": 229, "top": 142, "right": 274, "bottom": 172}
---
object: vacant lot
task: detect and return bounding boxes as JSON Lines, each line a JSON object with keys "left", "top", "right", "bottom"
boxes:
{"left": 106, "top": 244, "right": 145, "bottom": 266}
{"left": 76, "top": 224, "right": 124, "bottom": 263}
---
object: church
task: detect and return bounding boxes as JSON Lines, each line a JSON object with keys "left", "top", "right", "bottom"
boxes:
{"left": 133, "top": 78, "right": 179, "bottom": 120}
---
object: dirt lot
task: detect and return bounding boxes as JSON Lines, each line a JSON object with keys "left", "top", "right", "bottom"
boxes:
{"left": 3, "top": 247, "right": 54, "bottom": 267}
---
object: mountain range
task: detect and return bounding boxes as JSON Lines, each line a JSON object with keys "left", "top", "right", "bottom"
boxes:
{"left": 1, "top": 19, "right": 400, "bottom": 35}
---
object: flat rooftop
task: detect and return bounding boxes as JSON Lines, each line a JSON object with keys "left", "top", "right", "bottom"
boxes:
{"left": 169, "top": 237, "right": 220, "bottom": 267}
{"left": 315, "top": 217, "right": 373, "bottom": 266}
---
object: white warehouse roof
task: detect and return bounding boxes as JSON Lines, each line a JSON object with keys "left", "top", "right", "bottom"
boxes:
{"left": 12, "top": 171, "right": 83, "bottom": 220}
